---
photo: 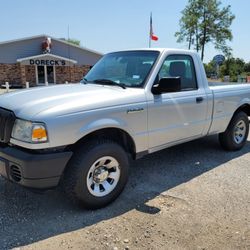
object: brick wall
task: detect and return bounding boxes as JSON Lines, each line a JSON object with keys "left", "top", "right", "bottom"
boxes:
{"left": 56, "top": 66, "right": 71, "bottom": 84}
{"left": 70, "top": 65, "right": 91, "bottom": 83}
{"left": 25, "top": 65, "right": 36, "bottom": 86}
{"left": 0, "top": 63, "right": 23, "bottom": 86}
{"left": 56, "top": 65, "right": 90, "bottom": 84}
{"left": 0, "top": 63, "right": 91, "bottom": 86}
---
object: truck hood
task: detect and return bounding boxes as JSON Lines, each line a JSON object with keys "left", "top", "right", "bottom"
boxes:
{"left": 0, "top": 84, "right": 146, "bottom": 120}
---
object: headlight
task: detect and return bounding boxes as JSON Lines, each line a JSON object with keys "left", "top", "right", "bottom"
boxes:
{"left": 11, "top": 119, "right": 48, "bottom": 143}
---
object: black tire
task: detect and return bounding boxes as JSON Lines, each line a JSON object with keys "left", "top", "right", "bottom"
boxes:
{"left": 62, "top": 140, "right": 129, "bottom": 209}
{"left": 219, "top": 111, "right": 249, "bottom": 151}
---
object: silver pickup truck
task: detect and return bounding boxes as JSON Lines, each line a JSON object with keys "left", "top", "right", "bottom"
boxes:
{"left": 0, "top": 48, "right": 250, "bottom": 208}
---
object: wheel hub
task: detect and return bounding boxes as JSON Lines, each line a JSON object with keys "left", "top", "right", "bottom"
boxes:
{"left": 86, "top": 156, "right": 121, "bottom": 197}
{"left": 233, "top": 120, "right": 246, "bottom": 144}
{"left": 93, "top": 168, "right": 109, "bottom": 183}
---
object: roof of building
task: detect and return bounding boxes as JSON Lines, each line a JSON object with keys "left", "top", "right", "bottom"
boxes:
{"left": 0, "top": 34, "right": 103, "bottom": 56}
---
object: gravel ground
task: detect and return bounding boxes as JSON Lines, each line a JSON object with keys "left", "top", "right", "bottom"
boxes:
{"left": 0, "top": 135, "right": 249, "bottom": 250}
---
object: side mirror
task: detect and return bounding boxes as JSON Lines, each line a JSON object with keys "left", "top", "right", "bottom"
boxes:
{"left": 152, "top": 77, "right": 181, "bottom": 94}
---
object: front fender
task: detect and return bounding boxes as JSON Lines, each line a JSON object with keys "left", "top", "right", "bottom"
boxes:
{"left": 78, "top": 117, "right": 134, "bottom": 137}
{"left": 74, "top": 113, "right": 148, "bottom": 154}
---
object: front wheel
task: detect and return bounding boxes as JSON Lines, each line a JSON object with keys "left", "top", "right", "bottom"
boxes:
{"left": 62, "top": 140, "right": 129, "bottom": 209}
{"left": 219, "top": 111, "right": 249, "bottom": 151}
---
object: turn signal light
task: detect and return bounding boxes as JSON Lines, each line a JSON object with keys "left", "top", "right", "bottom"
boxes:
{"left": 32, "top": 125, "right": 48, "bottom": 142}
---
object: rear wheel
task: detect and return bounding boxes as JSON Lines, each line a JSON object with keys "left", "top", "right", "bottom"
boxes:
{"left": 219, "top": 111, "right": 249, "bottom": 151}
{"left": 62, "top": 140, "right": 129, "bottom": 209}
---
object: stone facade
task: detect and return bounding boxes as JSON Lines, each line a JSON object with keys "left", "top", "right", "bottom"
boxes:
{"left": 56, "top": 65, "right": 90, "bottom": 84}
{"left": 25, "top": 65, "right": 36, "bottom": 86}
{"left": 71, "top": 65, "right": 91, "bottom": 82}
{"left": 0, "top": 63, "right": 91, "bottom": 87}
{"left": 0, "top": 63, "right": 24, "bottom": 86}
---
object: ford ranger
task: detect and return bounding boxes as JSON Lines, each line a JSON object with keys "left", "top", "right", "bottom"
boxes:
{"left": 0, "top": 49, "right": 249, "bottom": 209}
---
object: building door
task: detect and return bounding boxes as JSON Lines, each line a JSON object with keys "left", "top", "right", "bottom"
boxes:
{"left": 47, "top": 66, "right": 55, "bottom": 83}
{"left": 37, "top": 66, "right": 45, "bottom": 84}
{"left": 36, "top": 66, "right": 56, "bottom": 85}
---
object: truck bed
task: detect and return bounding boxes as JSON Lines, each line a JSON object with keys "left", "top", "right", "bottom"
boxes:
{"left": 208, "top": 81, "right": 249, "bottom": 87}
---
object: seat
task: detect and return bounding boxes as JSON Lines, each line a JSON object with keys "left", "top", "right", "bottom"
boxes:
{"left": 169, "top": 61, "right": 186, "bottom": 78}
{"left": 169, "top": 61, "right": 191, "bottom": 89}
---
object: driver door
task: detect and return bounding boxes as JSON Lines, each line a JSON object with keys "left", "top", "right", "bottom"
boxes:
{"left": 147, "top": 54, "right": 208, "bottom": 149}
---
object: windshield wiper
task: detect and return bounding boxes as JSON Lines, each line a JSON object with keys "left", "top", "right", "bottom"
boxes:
{"left": 93, "top": 79, "right": 126, "bottom": 89}
{"left": 80, "top": 78, "right": 88, "bottom": 84}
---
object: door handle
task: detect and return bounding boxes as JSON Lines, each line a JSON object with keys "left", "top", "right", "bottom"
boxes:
{"left": 196, "top": 97, "right": 204, "bottom": 103}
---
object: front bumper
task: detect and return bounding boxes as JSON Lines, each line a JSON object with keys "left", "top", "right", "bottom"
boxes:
{"left": 0, "top": 146, "right": 72, "bottom": 189}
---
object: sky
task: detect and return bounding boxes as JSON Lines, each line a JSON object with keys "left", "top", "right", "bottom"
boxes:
{"left": 1, "top": 0, "right": 249, "bottom": 63}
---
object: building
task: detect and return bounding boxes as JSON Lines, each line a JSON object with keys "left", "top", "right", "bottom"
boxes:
{"left": 0, "top": 35, "right": 102, "bottom": 87}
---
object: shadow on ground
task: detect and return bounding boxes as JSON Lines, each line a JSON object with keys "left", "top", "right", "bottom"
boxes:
{"left": 0, "top": 135, "right": 249, "bottom": 249}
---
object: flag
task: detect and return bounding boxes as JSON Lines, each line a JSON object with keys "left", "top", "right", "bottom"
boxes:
{"left": 150, "top": 13, "right": 158, "bottom": 41}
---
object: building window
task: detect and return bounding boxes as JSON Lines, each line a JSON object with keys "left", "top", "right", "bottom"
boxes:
{"left": 36, "top": 65, "right": 56, "bottom": 85}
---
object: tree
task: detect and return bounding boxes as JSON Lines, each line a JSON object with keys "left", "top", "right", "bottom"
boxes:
{"left": 244, "top": 62, "right": 250, "bottom": 74}
{"left": 204, "top": 61, "right": 216, "bottom": 77}
{"left": 219, "top": 57, "right": 245, "bottom": 82}
{"left": 175, "top": 0, "right": 235, "bottom": 61}
{"left": 175, "top": 1, "right": 200, "bottom": 51}
{"left": 60, "top": 38, "right": 81, "bottom": 46}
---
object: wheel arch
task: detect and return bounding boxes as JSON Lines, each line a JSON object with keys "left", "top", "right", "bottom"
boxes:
{"left": 69, "top": 127, "right": 137, "bottom": 159}
{"left": 234, "top": 103, "right": 250, "bottom": 117}
{"left": 225, "top": 104, "right": 250, "bottom": 131}
{"left": 219, "top": 106, "right": 249, "bottom": 151}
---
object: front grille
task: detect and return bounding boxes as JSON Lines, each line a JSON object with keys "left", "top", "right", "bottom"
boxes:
{"left": 0, "top": 108, "right": 15, "bottom": 143}
{"left": 10, "top": 165, "right": 22, "bottom": 182}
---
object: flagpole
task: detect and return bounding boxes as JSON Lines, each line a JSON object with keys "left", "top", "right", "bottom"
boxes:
{"left": 149, "top": 12, "right": 158, "bottom": 47}
{"left": 149, "top": 12, "right": 152, "bottom": 48}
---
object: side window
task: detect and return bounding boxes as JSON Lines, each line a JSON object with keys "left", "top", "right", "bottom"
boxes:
{"left": 158, "top": 55, "right": 198, "bottom": 91}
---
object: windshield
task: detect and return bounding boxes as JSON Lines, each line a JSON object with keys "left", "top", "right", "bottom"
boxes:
{"left": 82, "top": 51, "right": 160, "bottom": 88}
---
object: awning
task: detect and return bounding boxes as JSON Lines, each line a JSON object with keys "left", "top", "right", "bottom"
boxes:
{"left": 17, "top": 53, "right": 77, "bottom": 66}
